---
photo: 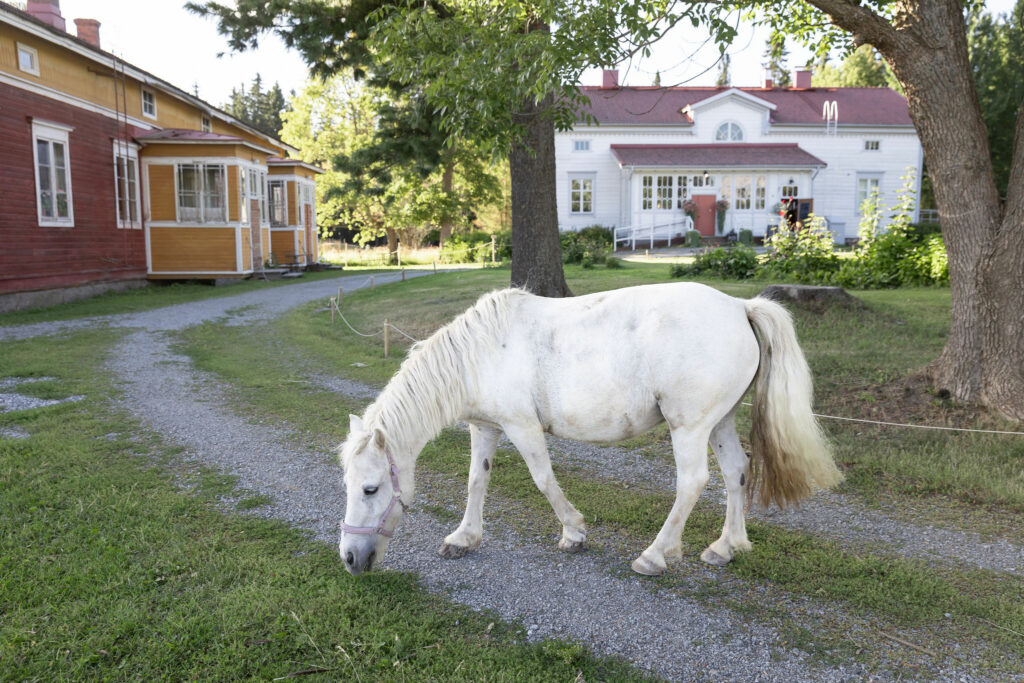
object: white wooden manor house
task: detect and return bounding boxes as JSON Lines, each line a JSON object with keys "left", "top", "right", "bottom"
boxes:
{"left": 555, "top": 70, "right": 923, "bottom": 246}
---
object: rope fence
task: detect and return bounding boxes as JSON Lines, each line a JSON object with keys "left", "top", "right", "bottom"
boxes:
{"left": 328, "top": 277, "right": 1024, "bottom": 437}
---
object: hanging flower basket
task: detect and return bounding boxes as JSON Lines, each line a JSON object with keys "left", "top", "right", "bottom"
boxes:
{"left": 715, "top": 199, "right": 729, "bottom": 233}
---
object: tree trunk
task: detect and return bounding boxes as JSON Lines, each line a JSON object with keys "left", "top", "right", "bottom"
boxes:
{"left": 384, "top": 227, "right": 399, "bottom": 266}
{"left": 439, "top": 159, "right": 455, "bottom": 248}
{"left": 509, "top": 91, "right": 571, "bottom": 297}
{"left": 862, "top": 0, "right": 1024, "bottom": 419}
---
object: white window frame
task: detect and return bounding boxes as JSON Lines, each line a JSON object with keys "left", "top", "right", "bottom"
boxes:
{"left": 864, "top": 140, "right": 881, "bottom": 152}
{"left": 568, "top": 173, "right": 595, "bottom": 214}
{"left": 175, "top": 162, "right": 227, "bottom": 223}
{"left": 715, "top": 121, "right": 744, "bottom": 142}
{"left": 259, "top": 171, "right": 268, "bottom": 224}
{"left": 17, "top": 42, "right": 40, "bottom": 76}
{"left": 112, "top": 141, "right": 141, "bottom": 229}
{"left": 32, "top": 120, "right": 75, "bottom": 227}
{"left": 141, "top": 87, "right": 157, "bottom": 119}
{"left": 734, "top": 175, "right": 752, "bottom": 210}
{"left": 201, "top": 115, "right": 212, "bottom": 133}
{"left": 856, "top": 173, "right": 883, "bottom": 215}
{"left": 572, "top": 139, "right": 591, "bottom": 153}
{"left": 781, "top": 183, "right": 799, "bottom": 199}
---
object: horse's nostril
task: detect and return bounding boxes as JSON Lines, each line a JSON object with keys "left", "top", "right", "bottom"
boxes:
{"left": 345, "top": 551, "right": 354, "bottom": 566}
{"left": 366, "top": 550, "right": 376, "bottom": 570}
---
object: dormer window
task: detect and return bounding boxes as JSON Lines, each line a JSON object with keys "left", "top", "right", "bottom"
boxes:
{"left": 201, "top": 115, "right": 212, "bottom": 133}
{"left": 715, "top": 122, "right": 744, "bottom": 142}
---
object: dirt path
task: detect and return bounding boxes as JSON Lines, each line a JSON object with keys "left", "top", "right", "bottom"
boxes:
{"left": 3, "top": 274, "right": 1015, "bottom": 681}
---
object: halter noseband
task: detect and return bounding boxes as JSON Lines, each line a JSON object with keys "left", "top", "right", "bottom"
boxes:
{"left": 340, "top": 447, "right": 408, "bottom": 538}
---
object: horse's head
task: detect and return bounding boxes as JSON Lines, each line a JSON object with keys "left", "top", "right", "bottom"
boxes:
{"left": 338, "top": 414, "right": 408, "bottom": 575}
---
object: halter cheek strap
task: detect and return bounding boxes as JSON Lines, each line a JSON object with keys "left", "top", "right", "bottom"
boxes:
{"left": 340, "top": 447, "right": 408, "bottom": 538}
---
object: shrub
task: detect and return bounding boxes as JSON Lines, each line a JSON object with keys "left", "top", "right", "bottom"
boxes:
{"left": 684, "top": 230, "right": 702, "bottom": 248}
{"left": 604, "top": 256, "right": 623, "bottom": 269}
{"left": 738, "top": 229, "right": 752, "bottom": 245}
{"left": 440, "top": 229, "right": 511, "bottom": 264}
{"left": 561, "top": 226, "right": 613, "bottom": 265}
{"left": 833, "top": 170, "right": 949, "bottom": 288}
{"left": 670, "top": 244, "right": 759, "bottom": 280}
{"left": 760, "top": 215, "right": 841, "bottom": 283}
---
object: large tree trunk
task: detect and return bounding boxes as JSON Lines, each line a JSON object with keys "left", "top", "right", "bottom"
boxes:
{"left": 810, "top": 0, "right": 1024, "bottom": 420}
{"left": 384, "top": 227, "right": 399, "bottom": 266}
{"left": 509, "top": 91, "right": 571, "bottom": 297}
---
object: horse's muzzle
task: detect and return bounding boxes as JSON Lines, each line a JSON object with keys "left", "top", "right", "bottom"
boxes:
{"left": 341, "top": 537, "right": 377, "bottom": 575}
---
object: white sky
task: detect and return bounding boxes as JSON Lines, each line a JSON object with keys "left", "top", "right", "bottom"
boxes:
{"left": 53, "top": 0, "right": 1020, "bottom": 107}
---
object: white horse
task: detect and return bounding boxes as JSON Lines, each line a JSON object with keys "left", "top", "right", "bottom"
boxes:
{"left": 339, "top": 282, "right": 842, "bottom": 576}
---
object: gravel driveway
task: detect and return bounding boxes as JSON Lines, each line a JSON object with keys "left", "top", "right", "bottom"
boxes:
{"left": 3, "top": 272, "right": 1019, "bottom": 682}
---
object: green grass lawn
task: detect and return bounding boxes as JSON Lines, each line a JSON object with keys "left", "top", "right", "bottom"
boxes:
{"left": 5, "top": 260, "right": 1023, "bottom": 677}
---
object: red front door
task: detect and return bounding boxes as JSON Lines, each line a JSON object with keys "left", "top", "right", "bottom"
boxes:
{"left": 693, "top": 194, "right": 716, "bottom": 236}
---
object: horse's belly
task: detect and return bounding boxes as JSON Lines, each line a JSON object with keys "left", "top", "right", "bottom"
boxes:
{"left": 545, "top": 397, "right": 663, "bottom": 443}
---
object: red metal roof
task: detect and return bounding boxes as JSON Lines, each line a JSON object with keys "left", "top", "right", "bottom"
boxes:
{"left": 579, "top": 86, "right": 912, "bottom": 126}
{"left": 609, "top": 144, "right": 827, "bottom": 168}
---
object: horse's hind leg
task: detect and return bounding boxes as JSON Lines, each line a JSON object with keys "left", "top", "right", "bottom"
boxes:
{"left": 439, "top": 423, "right": 500, "bottom": 559}
{"left": 632, "top": 424, "right": 711, "bottom": 576}
{"left": 702, "top": 411, "right": 752, "bottom": 567}
{"left": 503, "top": 423, "right": 586, "bottom": 552}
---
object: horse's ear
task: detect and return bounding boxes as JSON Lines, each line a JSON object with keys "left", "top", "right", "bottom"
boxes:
{"left": 373, "top": 428, "right": 386, "bottom": 450}
{"left": 349, "top": 414, "right": 364, "bottom": 434}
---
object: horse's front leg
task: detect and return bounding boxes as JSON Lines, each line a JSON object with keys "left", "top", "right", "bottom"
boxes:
{"left": 503, "top": 423, "right": 586, "bottom": 553}
{"left": 438, "top": 423, "right": 500, "bottom": 559}
{"left": 632, "top": 425, "right": 711, "bottom": 576}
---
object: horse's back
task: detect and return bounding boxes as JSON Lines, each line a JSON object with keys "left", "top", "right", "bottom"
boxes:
{"left": 471, "top": 283, "right": 760, "bottom": 442}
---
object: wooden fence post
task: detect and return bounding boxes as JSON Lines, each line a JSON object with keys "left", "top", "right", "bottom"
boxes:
{"left": 370, "top": 275, "right": 374, "bottom": 291}
{"left": 401, "top": 269, "right": 406, "bottom": 281}
{"left": 330, "top": 296, "right": 336, "bottom": 323}
{"left": 338, "top": 285, "right": 343, "bottom": 305}
{"left": 383, "top": 319, "right": 390, "bottom": 358}
{"left": 490, "top": 234, "right": 496, "bottom": 263}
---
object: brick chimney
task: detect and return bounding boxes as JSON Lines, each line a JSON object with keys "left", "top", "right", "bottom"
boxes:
{"left": 602, "top": 69, "right": 619, "bottom": 88}
{"left": 74, "top": 18, "right": 101, "bottom": 49}
{"left": 26, "top": 0, "right": 66, "bottom": 31}
{"left": 765, "top": 78, "right": 773, "bottom": 89}
{"left": 794, "top": 69, "right": 812, "bottom": 89}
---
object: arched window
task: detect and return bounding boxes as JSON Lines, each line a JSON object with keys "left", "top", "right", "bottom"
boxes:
{"left": 715, "top": 121, "right": 744, "bottom": 142}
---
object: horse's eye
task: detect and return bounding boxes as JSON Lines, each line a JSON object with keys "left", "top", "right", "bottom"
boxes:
{"left": 363, "top": 485, "right": 379, "bottom": 496}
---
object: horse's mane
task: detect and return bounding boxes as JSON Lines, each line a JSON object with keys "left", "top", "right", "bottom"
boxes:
{"left": 360, "top": 288, "right": 525, "bottom": 455}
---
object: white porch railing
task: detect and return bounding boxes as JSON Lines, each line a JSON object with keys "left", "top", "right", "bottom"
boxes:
{"left": 613, "top": 216, "right": 694, "bottom": 250}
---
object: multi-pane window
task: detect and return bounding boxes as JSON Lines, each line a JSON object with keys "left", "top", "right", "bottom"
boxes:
{"left": 720, "top": 175, "right": 732, "bottom": 206}
{"left": 656, "top": 176, "right": 673, "bottom": 210}
{"left": 569, "top": 175, "right": 593, "bottom": 214}
{"left": 17, "top": 43, "right": 39, "bottom": 76}
{"left": 113, "top": 142, "right": 140, "bottom": 228}
{"left": 864, "top": 140, "right": 880, "bottom": 151}
{"left": 734, "top": 175, "right": 752, "bottom": 210}
{"left": 268, "top": 179, "right": 287, "bottom": 226}
{"left": 176, "top": 163, "right": 226, "bottom": 222}
{"left": 258, "top": 171, "right": 268, "bottom": 224}
{"left": 33, "top": 121, "right": 74, "bottom": 226}
{"left": 572, "top": 140, "right": 591, "bottom": 152}
{"left": 675, "top": 175, "right": 688, "bottom": 208}
{"left": 755, "top": 176, "right": 766, "bottom": 210}
{"left": 641, "top": 175, "right": 653, "bottom": 210}
{"left": 715, "top": 122, "right": 743, "bottom": 141}
{"left": 856, "top": 174, "right": 882, "bottom": 214}
{"left": 141, "top": 88, "right": 157, "bottom": 118}
{"left": 781, "top": 184, "right": 799, "bottom": 198}
{"left": 201, "top": 116, "right": 212, "bottom": 133}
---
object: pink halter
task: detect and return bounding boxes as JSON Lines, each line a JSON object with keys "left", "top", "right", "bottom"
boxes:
{"left": 340, "top": 447, "right": 407, "bottom": 538}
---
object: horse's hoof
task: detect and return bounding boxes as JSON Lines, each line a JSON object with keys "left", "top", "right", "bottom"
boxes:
{"left": 559, "top": 539, "right": 585, "bottom": 553}
{"left": 700, "top": 547, "right": 731, "bottom": 567}
{"left": 437, "top": 542, "right": 470, "bottom": 559}
{"left": 630, "top": 555, "right": 665, "bottom": 576}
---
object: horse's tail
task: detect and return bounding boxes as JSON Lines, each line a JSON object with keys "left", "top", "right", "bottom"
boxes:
{"left": 744, "top": 297, "right": 843, "bottom": 508}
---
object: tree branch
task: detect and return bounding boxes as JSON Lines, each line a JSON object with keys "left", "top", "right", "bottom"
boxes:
{"left": 799, "top": 0, "right": 901, "bottom": 53}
